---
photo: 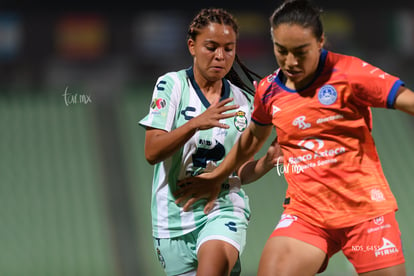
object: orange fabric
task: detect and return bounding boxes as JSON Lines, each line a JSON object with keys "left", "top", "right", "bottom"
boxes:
{"left": 252, "top": 50, "right": 402, "bottom": 228}
{"left": 270, "top": 212, "right": 405, "bottom": 273}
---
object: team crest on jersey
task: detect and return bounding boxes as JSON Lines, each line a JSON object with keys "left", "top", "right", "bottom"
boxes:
{"left": 318, "top": 85, "right": 337, "bottom": 105}
{"left": 150, "top": 98, "right": 167, "bottom": 110}
{"left": 234, "top": 110, "right": 247, "bottom": 132}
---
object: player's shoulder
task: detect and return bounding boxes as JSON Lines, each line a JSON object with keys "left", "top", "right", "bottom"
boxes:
{"left": 256, "top": 71, "right": 278, "bottom": 95}
{"left": 154, "top": 69, "right": 189, "bottom": 92}
{"left": 328, "top": 50, "right": 366, "bottom": 71}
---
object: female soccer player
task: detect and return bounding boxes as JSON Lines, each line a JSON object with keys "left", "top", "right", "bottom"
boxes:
{"left": 139, "top": 8, "right": 281, "bottom": 276}
{"left": 175, "top": 0, "right": 414, "bottom": 275}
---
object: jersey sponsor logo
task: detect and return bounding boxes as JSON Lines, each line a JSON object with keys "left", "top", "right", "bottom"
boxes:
{"left": 275, "top": 214, "right": 298, "bottom": 229}
{"left": 298, "top": 137, "right": 324, "bottom": 151}
{"left": 369, "top": 66, "right": 389, "bottom": 79}
{"left": 373, "top": 216, "right": 384, "bottom": 225}
{"left": 318, "top": 84, "right": 337, "bottom": 105}
{"left": 225, "top": 221, "right": 237, "bottom": 232}
{"left": 192, "top": 140, "right": 225, "bottom": 169}
{"left": 292, "top": 116, "right": 311, "bottom": 130}
{"left": 156, "top": 80, "right": 167, "bottom": 91}
{"left": 316, "top": 114, "right": 344, "bottom": 124}
{"left": 180, "top": 106, "right": 196, "bottom": 120}
{"left": 375, "top": 238, "right": 399, "bottom": 257}
{"left": 288, "top": 137, "right": 346, "bottom": 168}
{"left": 367, "top": 216, "right": 391, "bottom": 234}
{"left": 234, "top": 110, "right": 247, "bottom": 132}
{"left": 370, "top": 189, "right": 385, "bottom": 202}
{"left": 369, "top": 68, "right": 379, "bottom": 74}
{"left": 150, "top": 98, "right": 166, "bottom": 110}
{"left": 272, "top": 105, "right": 281, "bottom": 115}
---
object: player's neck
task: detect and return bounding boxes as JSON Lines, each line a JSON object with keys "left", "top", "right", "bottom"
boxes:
{"left": 194, "top": 74, "right": 223, "bottom": 103}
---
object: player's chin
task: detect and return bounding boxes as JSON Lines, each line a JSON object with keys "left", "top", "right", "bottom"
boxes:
{"left": 206, "top": 75, "right": 225, "bottom": 83}
{"left": 284, "top": 70, "right": 303, "bottom": 81}
{"left": 208, "top": 67, "right": 228, "bottom": 79}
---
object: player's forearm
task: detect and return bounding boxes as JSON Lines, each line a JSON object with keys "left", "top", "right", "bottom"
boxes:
{"left": 144, "top": 120, "right": 198, "bottom": 165}
{"left": 212, "top": 124, "right": 268, "bottom": 181}
{"left": 239, "top": 155, "right": 274, "bottom": 185}
{"left": 394, "top": 87, "right": 414, "bottom": 116}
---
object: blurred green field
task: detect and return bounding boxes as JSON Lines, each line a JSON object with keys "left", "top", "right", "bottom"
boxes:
{"left": 1, "top": 89, "right": 412, "bottom": 276}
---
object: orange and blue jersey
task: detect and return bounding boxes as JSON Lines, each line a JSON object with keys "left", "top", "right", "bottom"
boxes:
{"left": 252, "top": 49, "right": 404, "bottom": 228}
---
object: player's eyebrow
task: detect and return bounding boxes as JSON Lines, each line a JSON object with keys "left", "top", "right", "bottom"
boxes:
{"left": 274, "top": 41, "right": 310, "bottom": 50}
{"left": 204, "top": 39, "right": 236, "bottom": 46}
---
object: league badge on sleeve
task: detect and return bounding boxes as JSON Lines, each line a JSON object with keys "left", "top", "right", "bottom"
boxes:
{"left": 150, "top": 98, "right": 167, "bottom": 110}
{"left": 318, "top": 85, "right": 337, "bottom": 105}
{"left": 234, "top": 110, "right": 248, "bottom": 132}
{"left": 149, "top": 97, "right": 167, "bottom": 116}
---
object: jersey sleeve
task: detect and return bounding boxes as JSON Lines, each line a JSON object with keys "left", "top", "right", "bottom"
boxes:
{"left": 251, "top": 75, "right": 274, "bottom": 125}
{"left": 349, "top": 57, "right": 404, "bottom": 108}
{"left": 139, "top": 72, "right": 182, "bottom": 132}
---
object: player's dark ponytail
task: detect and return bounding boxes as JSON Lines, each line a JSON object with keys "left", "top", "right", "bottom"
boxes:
{"left": 225, "top": 55, "right": 262, "bottom": 96}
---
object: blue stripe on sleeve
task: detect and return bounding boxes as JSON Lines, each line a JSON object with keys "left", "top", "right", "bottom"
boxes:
{"left": 387, "top": 80, "right": 404, "bottom": 109}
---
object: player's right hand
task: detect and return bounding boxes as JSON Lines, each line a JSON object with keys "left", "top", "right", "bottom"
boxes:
{"left": 190, "top": 97, "right": 239, "bottom": 131}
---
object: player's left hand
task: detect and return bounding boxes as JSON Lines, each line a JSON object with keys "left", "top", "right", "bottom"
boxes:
{"left": 266, "top": 137, "right": 283, "bottom": 167}
{"left": 174, "top": 173, "right": 222, "bottom": 214}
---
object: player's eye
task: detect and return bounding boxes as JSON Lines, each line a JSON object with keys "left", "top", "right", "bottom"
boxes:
{"left": 205, "top": 44, "right": 217, "bottom": 52}
{"left": 277, "top": 48, "right": 288, "bottom": 55}
{"left": 294, "top": 51, "right": 307, "bottom": 58}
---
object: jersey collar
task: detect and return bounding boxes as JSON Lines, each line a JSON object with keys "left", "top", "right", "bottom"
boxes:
{"left": 186, "top": 67, "right": 230, "bottom": 108}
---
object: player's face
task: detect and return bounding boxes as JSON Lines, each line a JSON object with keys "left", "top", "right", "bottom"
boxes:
{"left": 188, "top": 23, "right": 236, "bottom": 83}
{"left": 271, "top": 23, "right": 324, "bottom": 90}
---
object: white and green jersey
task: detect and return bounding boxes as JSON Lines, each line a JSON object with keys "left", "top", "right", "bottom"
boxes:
{"left": 139, "top": 67, "right": 252, "bottom": 239}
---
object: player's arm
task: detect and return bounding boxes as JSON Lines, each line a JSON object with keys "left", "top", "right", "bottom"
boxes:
{"left": 394, "top": 86, "right": 414, "bottom": 115}
{"left": 175, "top": 122, "right": 273, "bottom": 213}
{"left": 237, "top": 136, "right": 283, "bottom": 185}
{"left": 213, "top": 122, "right": 274, "bottom": 182}
{"left": 144, "top": 97, "right": 239, "bottom": 165}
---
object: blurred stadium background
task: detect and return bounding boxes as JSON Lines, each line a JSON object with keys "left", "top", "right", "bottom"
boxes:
{"left": 1, "top": 1, "right": 413, "bottom": 275}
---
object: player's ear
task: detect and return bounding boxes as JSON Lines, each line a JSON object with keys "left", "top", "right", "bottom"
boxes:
{"left": 188, "top": 39, "right": 196, "bottom": 57}
{"left": 318, "top": 33, "right": 325, "bottom": 51}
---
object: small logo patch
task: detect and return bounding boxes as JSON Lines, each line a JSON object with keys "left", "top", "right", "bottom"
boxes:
{"left": 275, "top": 214, "right": 298, "bottom": 229}
{"left": 234, "top": 111, "right": 247, "bottom": 132}
{"left": 318, "top": 85, "right": 337, "bottom": 105}
{"left": 375, "top": 238, "right": 399, "bottom": 257}
{"left": 225, "top": 221, "right": 237, "bottom": 232}
{"left": 373, "top": 216, "right": 384, "bottom": 226}
{"left": 151, "top": 98, "right": 166, "bottom": 110}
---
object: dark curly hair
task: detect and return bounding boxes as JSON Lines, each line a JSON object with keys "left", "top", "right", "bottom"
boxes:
{"left": 187, "top": 8, "right": 261, "bottom": 96}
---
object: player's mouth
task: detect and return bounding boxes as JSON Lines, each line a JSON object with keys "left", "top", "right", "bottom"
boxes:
{"left": 284, "top": 69, "right": 302, "bottom": 78}
{"left": 211, "top": 66, "right": 225, "bottom": 72}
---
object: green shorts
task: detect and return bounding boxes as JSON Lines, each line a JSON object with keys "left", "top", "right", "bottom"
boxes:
{"left": 153, "top": 213, "right": 248, "bottom": 276}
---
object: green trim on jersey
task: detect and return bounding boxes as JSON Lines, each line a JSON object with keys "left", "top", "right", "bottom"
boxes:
{"left": 139, "top": 67, "right": 252, "bottom": 238}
